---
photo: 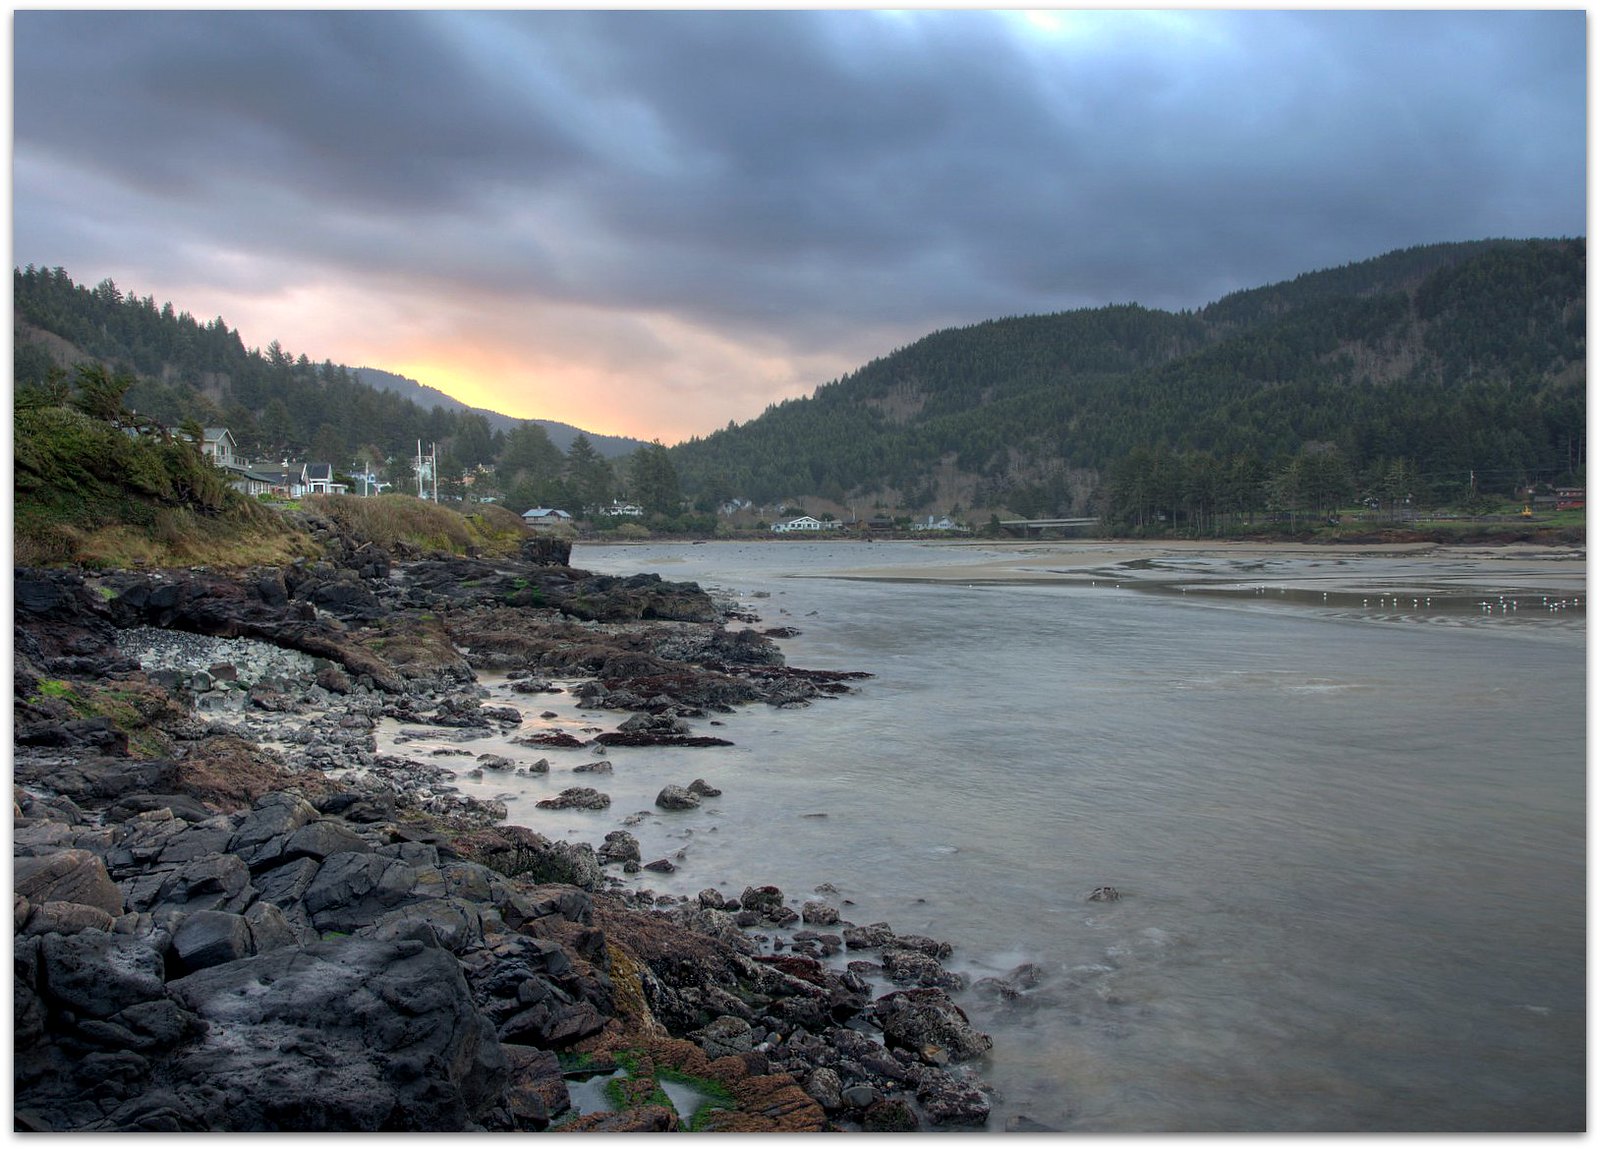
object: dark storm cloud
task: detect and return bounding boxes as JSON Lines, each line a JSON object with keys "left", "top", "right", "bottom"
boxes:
{"left": 14, "top": 8, "right": 1586, "bottom": 404}
{"left": 16, "top": 11, "right": 593, "bottom": 208}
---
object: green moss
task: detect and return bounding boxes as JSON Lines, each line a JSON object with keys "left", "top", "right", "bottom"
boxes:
{"left": 567, "top": 1050, "right": 739, "bottom": 1130}
{"left": 602, "top": 1052, "right": 672, "bottom": 1113}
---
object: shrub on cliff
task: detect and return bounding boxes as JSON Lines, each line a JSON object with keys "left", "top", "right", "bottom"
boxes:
{"left": 14, "top": 397, "right": 309, "bottom": 568}
{"left": 301, "top": 494, "right": 527, "bottom": 558}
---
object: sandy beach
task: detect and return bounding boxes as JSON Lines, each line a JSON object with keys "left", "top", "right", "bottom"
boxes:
{"left": 812, "top": 539, "right": 1588, "bottom": 598}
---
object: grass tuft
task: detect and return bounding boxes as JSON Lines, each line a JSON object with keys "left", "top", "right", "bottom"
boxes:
{"left": 303, "top": 494, "right": 528, "bottom": 557}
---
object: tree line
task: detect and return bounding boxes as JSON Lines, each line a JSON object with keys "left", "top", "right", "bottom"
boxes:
{"left": 16, "top": 239, "right": 1585, "bottom": 528}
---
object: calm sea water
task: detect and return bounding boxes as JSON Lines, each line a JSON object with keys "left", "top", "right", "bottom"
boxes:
{"left": 384, "top": 540, "right": 1586, "bottom": 1132}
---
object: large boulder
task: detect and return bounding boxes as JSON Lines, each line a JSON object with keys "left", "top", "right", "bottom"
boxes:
{"left": 157, "top": 938, "right": 508, "bottom": 1131}
{"left": 15, "top": 850, "right": 125, "bottom": 916}
{"left": 535, "top": 787, "right": 610, "bottom": 811}
{"left": 654, "top": 785, "right": 701, "bottom": 811}
{"left": 170, "top": 910, "right": 253, "bottom": 973}
{"left": 452, "top": 827, "right": 602, "bottom": 892}
{"left": 917, "top": 1075, "right": 992, "bottom": 1127}
{"left": 881, "top": 947, "right": 967, "bottom": 992}
{"left": 299, "top": 851, "right": 420, "bottom": 933}
{"left": 227, "top": 792, "right": 322, "bottom": 870}
{"left": 37, "top": 929, "right": 167, "bottom": 1019}
{"left": 875, "top": 988, "right": 992, "bottom": 1063}
{"left": 597, "top": 830, "right": 641, "bottom": 866}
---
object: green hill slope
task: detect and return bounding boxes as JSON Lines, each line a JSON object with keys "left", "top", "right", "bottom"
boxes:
{"left": 671, "top": 239, "right": 1585, "bottom": 521}
{"left": 13, "top": 366, "right": 312, "bottom": 567}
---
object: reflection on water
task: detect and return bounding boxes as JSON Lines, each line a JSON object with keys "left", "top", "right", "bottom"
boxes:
{"left": 563, "top": 1068, "right": 626, "bottom": 1116}
{"left": 394, "top": 541, "right": 1588, "bottom": 1132}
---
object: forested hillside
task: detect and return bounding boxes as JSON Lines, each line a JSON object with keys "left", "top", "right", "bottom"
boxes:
{"left": 12, "top": 267, "right": 639, "bottom": 512}
{"left": 15, "top": 240, "right": 1585, "bottom": 534}
{"left": 670, "top": 239, "right": 1585, "bottom": 526}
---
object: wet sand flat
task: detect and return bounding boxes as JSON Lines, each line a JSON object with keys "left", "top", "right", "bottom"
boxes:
{"left": 815, "top": 539, "right": 1587, "bottom": 597}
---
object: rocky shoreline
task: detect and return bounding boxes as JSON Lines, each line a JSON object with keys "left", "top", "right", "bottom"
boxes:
{"left": 13, "top": 521, "right": 1002, "bottom": 1132}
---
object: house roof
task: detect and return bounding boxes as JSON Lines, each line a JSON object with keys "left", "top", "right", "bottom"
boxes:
{"left": 203, "top": 427, "right": 234, "bottom": 442}
{"left": 303, "top": 462, "right": 334, "bottom": 480}
{"left": 522, "top": 508, "right": 572, "bottom": 519}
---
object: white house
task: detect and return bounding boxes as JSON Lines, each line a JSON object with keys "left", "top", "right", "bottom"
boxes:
{"left": 301, "top": 462, "right": 348, "bottom": 496}
{"left": 201, "top": 428, "right": 238, "bottom": 468}
{"left": 772, "top": 515, "right": 842, "bottom": 533}
{"left": 602, "top": 501, "right": 645, "bottom": 518}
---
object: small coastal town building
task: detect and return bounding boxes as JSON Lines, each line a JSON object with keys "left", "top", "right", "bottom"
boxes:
{"left": 523, "top": 508, "right": 574, "bottom": 529}
{"left": 201, "top": 428, "right": 239, "bottom": 468}
{"left": 602, "top": 501, "right": 645, "bottom": 517}
{"left": 919, "top": 515, "right": 961, "bottom": 531}
{"left": 350, "top": 469, "right": 389, "bottom": 496}
{"left": 1555, "top": 487, "right": 1585, "bottom": 510}
{"left": 771, "top": 515, "right": 842, "bottom": 533}
{"left": 221, "top": 465, "right": 278, "bottom": 497}
{"left": 301, "top": 462, "right": 347, "bottom": 496}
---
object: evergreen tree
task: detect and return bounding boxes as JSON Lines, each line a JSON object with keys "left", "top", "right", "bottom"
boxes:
{"left": 450, "top": 413, "right": 496, "bottom": 469}
{"left": 565, "top": 433, "right": 613, "bottom": 515}
{"left": 70, "top": 364, "right": 135, "bottom": 426}
{"left": 498, "top": 421, "right": 565, "bottom": 504}
{"left": 629, "top": 440, "right": 682, "bottom": 518}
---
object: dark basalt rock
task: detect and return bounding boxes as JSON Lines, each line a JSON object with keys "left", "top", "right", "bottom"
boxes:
{"left": 535, "top": 787, "right": 611, "bottom": 811}
{"left": 514, "top": 731, "right": 587, "bottom": 749}
{"left": 875, "top": 988, "right": 993, "bottom": 1063}
{"left": 597, "top": 831, "right": 641, "bottom": 866}
{"left": 862, "top": 1097, "right": 921, "bottom": 1131}
{"left": 13, "top": 550, "right": 981, "bottom": 1133}
{"left": 596, "top": 731, "right": 735, "bottom": 747}
{"left": 160, "top": 938, "right": 507, "bottom": 1131}
{"left": 916, "top": 1077, "right": 992, "bottom": 1127}
{"left": 520, "top": 536, "right": 572, "bottom": 567}
{"left": 654, "top": 785, "right": 701, "bottom": 811}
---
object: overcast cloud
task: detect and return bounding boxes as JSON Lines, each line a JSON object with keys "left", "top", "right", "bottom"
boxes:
{"left": 13, "top": 9, "right": 1586, "bottom": 442}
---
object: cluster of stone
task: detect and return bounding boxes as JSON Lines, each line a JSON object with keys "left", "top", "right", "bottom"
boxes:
{"left": 14, "top": 774, "right": 993, "bottom": 1132}
{"left": 12, "top": 547, "right": 994, "bottom": 1133}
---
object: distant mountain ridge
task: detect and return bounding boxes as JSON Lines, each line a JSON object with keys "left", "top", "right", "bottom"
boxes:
{"left": 351, "top": 366, "right": 643, "bottom": 459}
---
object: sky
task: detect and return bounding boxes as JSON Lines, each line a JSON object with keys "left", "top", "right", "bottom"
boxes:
{"left": 12, "top": 9, "right": 1587, "bottom": 445}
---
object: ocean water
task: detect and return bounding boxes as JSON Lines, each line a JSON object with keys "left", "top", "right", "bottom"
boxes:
{"left": 381, "top": 540, "right": 1586, "bottom": 1132}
